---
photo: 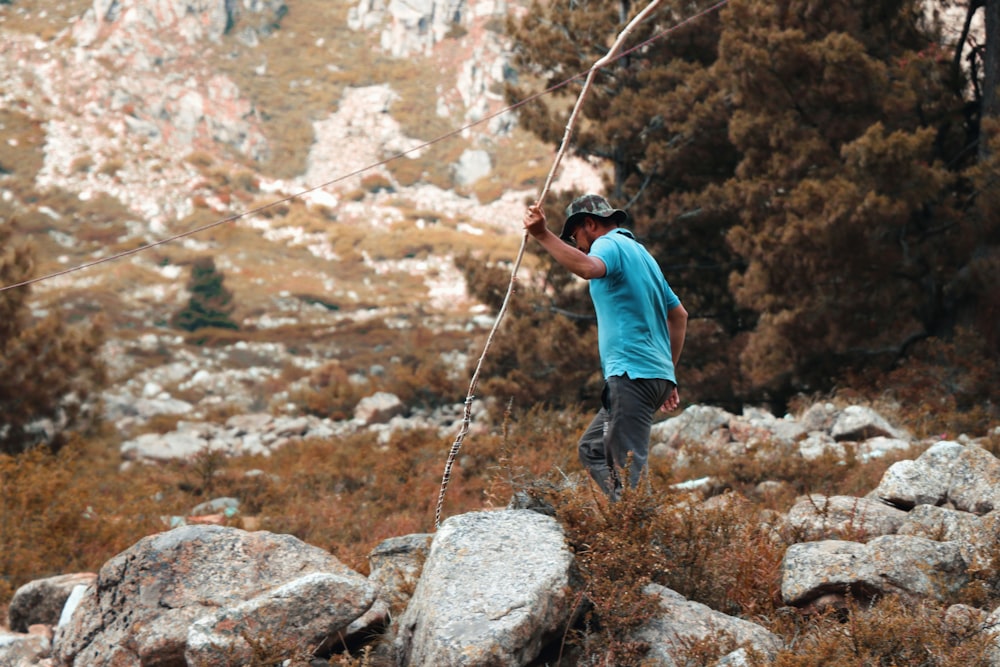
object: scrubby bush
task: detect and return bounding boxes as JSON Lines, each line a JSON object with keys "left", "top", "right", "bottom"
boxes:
{"left": 0, "top": 217, "right": 106, "bottom": 455}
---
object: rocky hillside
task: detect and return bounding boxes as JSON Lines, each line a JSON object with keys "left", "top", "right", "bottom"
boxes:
{"left": 0, "top": 0, "right": 602, "bottom": 436}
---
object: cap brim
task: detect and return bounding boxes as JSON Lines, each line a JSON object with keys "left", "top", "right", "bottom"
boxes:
{"left": 559, "top": 209, "right": 628, "bottom": 241}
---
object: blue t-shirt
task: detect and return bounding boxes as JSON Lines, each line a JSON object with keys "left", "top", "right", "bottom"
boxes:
{"left": 589, "top": 228, "right": 681, "bottom": 382}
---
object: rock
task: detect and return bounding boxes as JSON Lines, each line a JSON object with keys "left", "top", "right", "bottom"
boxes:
{"left": 651, "top": 405, "right": 734, "bottom": 449}
{"left": 392, "top": 510, "right": 576, "bottom": 667}
{"left": 798, "top": 402, "right": 839, "bottom": 432}
{"left": 120, "top": 430, "right": 210, "bottom": 463}
{"left": 346, "top": 533, "right": 434, "bottom": 638}
{"left": 866, "top": 534, "right": 968, "bottom": 600}
{"left": 7, "top": 573, "right": 96, "bottom": 632}
{"left": 785, "top": 495, "right": 908, "bottom": 542}
{"left": 185, "top": 571, "right": 373, "bottom": 666}
{"left": 947, "top": 445, "right": 1000, "bottom": 514}
{"left": 797, "top": 432, "right": 845, "bottom": 461}
{"left": 897, "top": 504, "right": 981, "bottom": 543}
{"left": 226, "top": 413, "right": 275, "bottom": 433}
{"left": 190, "top": 497, "right": 240, "bottom": 517}
{"left": 354, "top": 391, "right": 406, "bottom": 425}
{"left": 635, "top": 584, "right": 783, "bottom": 665}
{"left": 454, "top": 149, "right": 492, "bottom": 186}
{"left": 872, "top": 441, "right": 963, "bottom": 509}
{"left": 53, "top": 525, "right": 373, "bottom": 667}
{"left": 856, "top": 436, "right": 912, "bottom": 462}
{"left": 781, "top": 540, "right": 881, "bottom": 607}
{"left": 830, "top": 405, "right": 908, "bottom": 442}
{"left": 873, "top": 441, "right": 1000, "bottom": 514}
{"left": 0, "top": 630, "right": 50, "bottom": 667}
{"left": 781, "top": 535, "right": 968, "bottom": 608}
{"left": 738, "top": 406, "right": 807, "bottom": 445}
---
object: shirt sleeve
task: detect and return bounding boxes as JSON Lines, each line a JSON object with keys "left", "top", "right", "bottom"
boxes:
{"left": 591, "top": 236, "right": 621, "bottom": 278}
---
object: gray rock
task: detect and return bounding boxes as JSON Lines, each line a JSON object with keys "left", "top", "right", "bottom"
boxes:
{"left": 190, "top": 497, "right": 240, "bottom": 517}
{"left": 354, "top": 391, "right": 406, "bottom": 425}
{"left": 651, "top": 405, "right": 734, "bottom": 448}
{"left": 947, "top": 445, "right": 1000, "bottom": 514}
{"left": 635, "top": 584, "right": 783, "bottom": 666}
{"left": 797, "top": 402, "right": 839, "bottom": 433}
{"left": 786, "top": 495, "right": 908, "bottom": 542}
{"left": 347, "top": 533, "right": 434, "bottom": 638}
{"left": 226, "top": 413, "right": 274, "bottom": 433}
{"left": 186, "top": 571, "right": 374, "bottom": 666}
{"left": 867, "top": 534, "right": 968, "bottom": 600}
{"left": 0, "top": 630, "right": 50, "bottom": 667}
{"left": 873, "top": 441, "right": 1000, "bottom": 514}
{"left": 454, "top": 149, "right": 492, "bottom": 186}
{"left": 120, "top": 430, "right": 204, "bottom": 463}
{"left": 898, "top": 504, "right": 981, "bottom": 543}
{"left": 797, "top": 431, "right": 845, "bottom": 461}
{"left": 831, "top": 405, "right": 908, "bottom": 442}
{"left": 392, "top": 510, "right": 576, "bottom": 667}
{"left": 872, "top": 440, "right": 963, "bottom": 509}
{"left": 781, "top": 540, "right": 878, "bottom": 607}
{"left": 781, "top": 535, "right": 969, "bottom": 608}
{"left": 7, "top": 572, "right": 96, "bottom": 632}
{"left": 53, "top": 525, "right": 373, "bottom": 667}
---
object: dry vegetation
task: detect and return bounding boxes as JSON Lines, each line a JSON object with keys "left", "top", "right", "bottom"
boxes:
{"left": 3, "top": 393, "right": 999, "bottom": 666}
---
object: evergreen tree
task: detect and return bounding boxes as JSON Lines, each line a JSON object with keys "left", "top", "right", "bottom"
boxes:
{"left": 172, "top": 257, "right": 239, "bottom": 332}
{"left": 507, "top": 0, "right": 999, "bottom": 409}
{"left": 0, "top": 217, "right": 106, "bottom": 455}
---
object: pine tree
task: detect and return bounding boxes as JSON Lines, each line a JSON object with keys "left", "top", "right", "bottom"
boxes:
{"left": 172, "top": 257, "right": 239, "bottom": 332}
{"left": 0, "top": 218, "right": 106, "bottom": 455}
{"left": 507, "top": 0, "right": 999, "bottom": 409}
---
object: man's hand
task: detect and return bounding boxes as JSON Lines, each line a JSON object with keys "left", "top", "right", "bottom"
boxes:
{"left": 660, "top": 385, "right": 680, "bottom": 413}
{"left": 523, "top": 205, "right": 548, "bottom": 239}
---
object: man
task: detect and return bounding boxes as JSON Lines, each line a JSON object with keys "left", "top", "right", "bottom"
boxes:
{"left": 523, "top": 194, "right": 688, "bottom": 500}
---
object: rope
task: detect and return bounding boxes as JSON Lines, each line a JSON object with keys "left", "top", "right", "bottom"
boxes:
{"left": 433, "top": 0, "right": 693, "bottom": 529}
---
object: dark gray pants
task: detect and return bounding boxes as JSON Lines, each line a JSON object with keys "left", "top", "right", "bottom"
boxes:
{"left": 578, "top": 375, "right": 673, "bottom": 501}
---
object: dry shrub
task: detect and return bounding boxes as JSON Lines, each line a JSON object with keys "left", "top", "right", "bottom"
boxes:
{"left": 360, "top": 173, "right": 394, "bottom": 194}
{"left": 296, "top": 361, "right": 370, "bottom": 420}
{"left": 771, "top": 595, "right": 994, "bottom": 667}
{"left": 0, "top": 437, "right": 164, "bottom": 605}
{"left": 554, "top": 484, "right": 669, "bottom": 666}
{"left": 543, "top": 478, "right": 784, "bottom": 666}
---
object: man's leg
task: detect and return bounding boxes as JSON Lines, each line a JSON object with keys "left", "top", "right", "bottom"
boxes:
{"left": 605, "top": 376, "right": 672, "bottom": 491}
{"left": 578, "top": 407, "right": 618, "bottom": 497}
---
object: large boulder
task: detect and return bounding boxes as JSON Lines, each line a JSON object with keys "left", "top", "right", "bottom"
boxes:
{"left": 873, "top": 441, "right": 1000, "bottom": 513}
{"left": 392, "top": 510, "right": 576, "bottom": 666}
{"left": 53, "top": 525, "right": 374, "bottom": 667}
{"left": 781, "top": 535, "right": 968, "bottom": 608}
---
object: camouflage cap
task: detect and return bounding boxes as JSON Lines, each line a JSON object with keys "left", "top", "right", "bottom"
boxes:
{"left": 559, "top": 194, "right": 628, "bottom": 242}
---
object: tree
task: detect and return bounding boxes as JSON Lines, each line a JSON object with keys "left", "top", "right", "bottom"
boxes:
{"left": 507, "top": 0, "right": 999, "bottom": 410}
{"left": 0, "top": 218, "right": 106, "bottom": 455}
{"left": 455, "top": 252, "right": 603, "bottom": 415}
{"left": 172, "top": 256, "right": 239, "bottom": 332}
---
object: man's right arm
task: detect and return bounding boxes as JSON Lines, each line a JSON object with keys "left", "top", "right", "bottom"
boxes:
{"left": 523, "top": 205, "right": 605, "bottom": 279}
